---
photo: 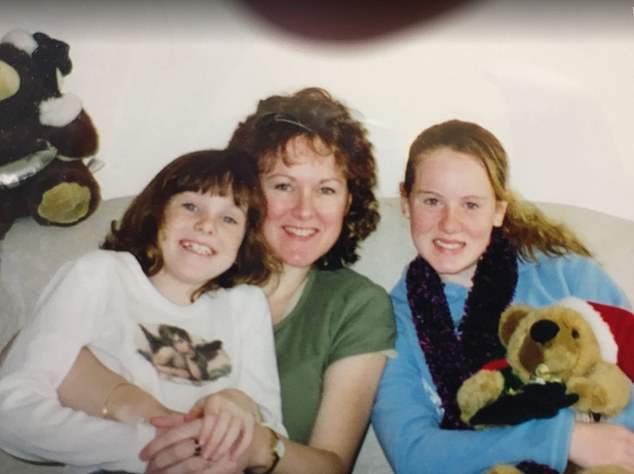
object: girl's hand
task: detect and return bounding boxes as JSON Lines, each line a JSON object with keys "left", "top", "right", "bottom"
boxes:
{"left": 186, "top": 389, "right": 262, "bottom": 423}
{"left": 186, "top": 389, "right": 260, "bottom": 462}
{"left": 569, "top": 422, "right": 634, "bottom": 471}
{"left": 141, "top": 418, "right": 243, "bottom": 474}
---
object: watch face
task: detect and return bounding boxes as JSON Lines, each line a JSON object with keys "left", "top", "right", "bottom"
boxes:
{"left": 261, "top": 424, "right": 285, "bottom": 474}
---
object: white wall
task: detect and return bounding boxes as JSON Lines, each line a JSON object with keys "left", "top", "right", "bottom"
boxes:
{"left": 3, "top": 0, "right": 634, "bottom": 220}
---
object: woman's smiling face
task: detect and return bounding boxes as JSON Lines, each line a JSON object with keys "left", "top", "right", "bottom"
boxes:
{"left": 401, "top": 147, "right": 507, "bottom": 286}
{"left": 260, "top": 136, "right": 350, "bottom": 270}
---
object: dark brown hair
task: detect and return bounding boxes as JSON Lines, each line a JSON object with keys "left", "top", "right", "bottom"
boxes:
{"left": 228, "top": 87, "right": 380, "bottom": 269}
{"left": 404, "top": 119, "right": 591, "bottom": 260}
{"left": 101, "top": 149, "right": 278, "bottom": 300}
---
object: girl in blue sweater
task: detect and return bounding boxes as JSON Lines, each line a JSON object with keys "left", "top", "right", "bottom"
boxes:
{"left": 372, "top": 119, "right": 634, "bottom": 474}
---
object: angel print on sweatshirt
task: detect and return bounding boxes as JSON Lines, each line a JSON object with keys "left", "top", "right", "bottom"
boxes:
{"left": 137, "top": 324, "right": 231, "bottom": 384}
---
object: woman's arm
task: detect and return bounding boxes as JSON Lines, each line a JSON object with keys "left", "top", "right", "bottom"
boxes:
{"left": 59, "top": 346, "right": 177, "bottom": 421}
{"left": 261, "top": 352, "right": 387, "bottom": 474}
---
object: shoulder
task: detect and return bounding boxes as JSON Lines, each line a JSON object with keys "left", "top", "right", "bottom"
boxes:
{"left": 310, "top": 268, "right": 394, "bottom": 330}
{"left": 311, "top": 268, "right": 392, "bottom": 320}
{"left": 388, "top": 265, "right": 414, "bottom": 321}
{"left": 220, "top": 283, "right": 269, "bottom": 312}
{"left": 389, "top": 266, "right": 408, "bottom": 299}
{"left": 60, "top": 249, "right": 121, "bottom": 275}
{"left": 518, "top": 252, "right": 630, "bottom": 307}
{"left": 308, "top": 269, "right": 395, "bottom": 361}
{"left": 519, "top": 252, "right": 608, "bottom": 281}
{"left": 59, "top": 250, "right": 148, "bottom": 290}
{"left": 223, "top": 283, "right": 267, "bottom": 300}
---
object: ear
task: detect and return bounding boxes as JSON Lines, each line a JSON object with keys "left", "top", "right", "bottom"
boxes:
{"left": 399, "top": 182, "right": 410, "bottom": 219}
{"left": 493, "top": 200, "right": 508, "bottom": 227}
{"left": 499, "top": 305, "right": 532, "bottom": 346}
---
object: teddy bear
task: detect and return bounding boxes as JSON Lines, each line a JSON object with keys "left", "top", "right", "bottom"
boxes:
{"left": 457, "top": 297, "right": 631, "bottom": 474}
{"left": 0, "top": 28, "right": 101, "bottom": 239}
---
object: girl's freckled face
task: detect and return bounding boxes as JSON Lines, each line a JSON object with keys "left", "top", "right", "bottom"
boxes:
{"left": 151, "top": 191, "right": 246, "bottom": 303}
{"left": 401, "top": 147, "right": 507, "bottom": 286}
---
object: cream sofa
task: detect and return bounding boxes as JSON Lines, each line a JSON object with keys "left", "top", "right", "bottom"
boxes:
{"left": 1, "top": 197, "right": 633, "bottom": 474}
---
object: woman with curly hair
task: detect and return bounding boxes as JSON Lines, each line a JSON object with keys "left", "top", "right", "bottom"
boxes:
{"left": 51, "top": 87, "right": 395, "bottom": 474}
{"left": 372, "top": 119, "right": 634, "bottom": 473}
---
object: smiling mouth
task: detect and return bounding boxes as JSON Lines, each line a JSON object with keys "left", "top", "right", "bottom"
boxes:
{"left": 284, "top": 226, "right": 317, "bottom": 238}
{"left": 181, "top": 240, "right": 215, "bottom": 256}
{"left": 433, "top": 238, "right": 464, "bottom": 251}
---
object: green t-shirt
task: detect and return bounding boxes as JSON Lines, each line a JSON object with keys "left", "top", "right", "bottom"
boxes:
{"left": 273, "top": 267, "right": 395, "bottom": 444}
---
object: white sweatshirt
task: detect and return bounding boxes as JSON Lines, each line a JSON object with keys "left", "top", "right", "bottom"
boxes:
{"left": 0, "top": 250, "right": 283, "bottom": 473}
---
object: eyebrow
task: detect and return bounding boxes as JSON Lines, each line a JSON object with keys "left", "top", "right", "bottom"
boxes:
{"left": 414, "top": 189, "right": 488, "bottom": 200}
{"left": 264, "top": 173, "right": 345, "bottom": 184}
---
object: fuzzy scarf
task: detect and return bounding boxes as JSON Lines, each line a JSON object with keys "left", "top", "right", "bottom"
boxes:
{"left": 406, "top": 229, "right": 559, "bottom": 474}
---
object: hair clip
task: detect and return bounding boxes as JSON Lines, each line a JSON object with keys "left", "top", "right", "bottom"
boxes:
{"left": 265, "top": 113, "right": 314, "bottom": 133}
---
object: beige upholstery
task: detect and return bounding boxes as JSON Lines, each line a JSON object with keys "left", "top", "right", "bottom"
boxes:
{"left": 1, "top": 197, "right": 633, "bottom": 474}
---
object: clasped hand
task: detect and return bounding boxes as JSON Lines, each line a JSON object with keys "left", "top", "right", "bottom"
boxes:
{"left": 141, "top": 389, "right": 260, "bottom": 474}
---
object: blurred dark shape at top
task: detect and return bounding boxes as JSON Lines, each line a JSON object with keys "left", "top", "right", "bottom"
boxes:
{"left": 238, "top": 0, "right": 475, "bottom": 42}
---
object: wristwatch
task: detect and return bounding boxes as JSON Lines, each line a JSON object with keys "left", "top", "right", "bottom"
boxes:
{"left": 261, "top": 424, "right": 285, "bottom": 474}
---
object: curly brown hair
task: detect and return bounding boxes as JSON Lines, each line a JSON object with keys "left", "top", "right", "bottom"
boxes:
{"left": 101, "top": 149, "right": 279, "bottom": 301}
{"left": 228, "top": 87, "right": 380, "bottom": 269}
{"left": 403, "top": 119, "right": 591, "bottom": 261}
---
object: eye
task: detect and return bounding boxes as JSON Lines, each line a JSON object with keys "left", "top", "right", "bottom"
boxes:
{"left": 273, "top": 182, "right": 292, "bottom": 192}
{"left": 464, "top": 201, "right": 480, "bottom": 210}
{"left": 223, "top": 215, "right": 238, "bottom": 225}
{"left": 423, "top": 197, "right": 439, "bottom": 206}
{"left": 319, "top": 186, "right": 336, "bottom": 195}
{"left": 182, "top": 202, "right": 197, "bottom": 212}
{"left": 571, "top": 329, "right": 580, "bottom": 339}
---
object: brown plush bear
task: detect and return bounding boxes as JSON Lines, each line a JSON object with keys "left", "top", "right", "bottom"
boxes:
{"left": 0, "top": 28, "right": 101, "bottom": 239}
{"left": 457, "top": 297, "right": 631, "bottom": 474}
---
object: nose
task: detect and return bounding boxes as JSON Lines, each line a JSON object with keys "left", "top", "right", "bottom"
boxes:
{"left": 530, "top": 319, "right": 560, "bottom": 344}
{"left": 292, "top": 189, "right": 315, "bottom": 220}
{"left": 195, "top": 215, "right": 216, "bottom": 234}
{"left": 439, "top": 205, "right": 461, "bottom": 233}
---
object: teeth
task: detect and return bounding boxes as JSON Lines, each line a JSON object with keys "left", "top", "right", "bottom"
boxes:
{"left": 285, "top": 226, "right": 316, "bottom": 237}
{"left": 434, "top": 239, "right": 463, "bottom": 250}
{"left": 182, "top": 241, "right": 213, "bottom": 256}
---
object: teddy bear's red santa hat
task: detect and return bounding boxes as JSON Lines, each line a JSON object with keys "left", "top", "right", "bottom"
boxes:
{"left": 558, "top": 297, "right": 634, "bottom": 382}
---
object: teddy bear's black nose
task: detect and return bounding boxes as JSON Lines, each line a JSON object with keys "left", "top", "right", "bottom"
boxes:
{"left": 530, "top": 319, "right": 559, "bottom": 344}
